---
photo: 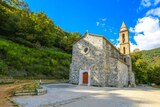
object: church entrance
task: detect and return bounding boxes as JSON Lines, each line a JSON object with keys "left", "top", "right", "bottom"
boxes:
{"left": 82, "top": 72, "right": 88, "bottom": 84}
{"left": 79, "top": 69, "right": 90, "bottom": 86}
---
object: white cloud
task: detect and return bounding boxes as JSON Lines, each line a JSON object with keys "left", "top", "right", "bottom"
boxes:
{"left": 102, "top": 18, "right": 107, "bottom": 21}
{"left": 134, "top": 17, "right": 159, "bottom": 33}
{"left": 146, "top": 7, "right": 160, "bottom": 17}
{"left": 110, "top": 39, "right": 114, "bottom": 42}
{"left": 115, "top": 38, "right": 120, "bottom": 48}
{"left": 128, "top": 0, "right": 160, "bottom": 51}
{"left": 96, "top": 22, "right": 100, "bottom": 26}
{"left": 116, "top": 38, "right": 120, "bottom": 42}
{"left": 132, "top": 16, "right": 160, "bottom": 50}
{"left": 130, "top": 42, "right": 139, "bottom": 52}
{"left": 154, "top": 0, "right": 160, "bottom": 5}
{"left": 138, "top": 0, "right": 160, "bottom": 11}
{"left": 129, "top": 27, "right": 135, "bottom": 33}
{"left": 140, "top": 0, "right": 152, "bottom": 7}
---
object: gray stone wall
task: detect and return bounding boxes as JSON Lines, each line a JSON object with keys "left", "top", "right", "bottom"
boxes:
{"left": 70, "top": 34, "right": 107, "bottom": 86}
{"left": 107, "top": 57, "right": 118, "bottom": 87}
{"left": 105, "top": 40, "right": 129, "bottom": 87}
{"left": 130, "top": 72, "right": 136, "bottom": 87}
{"left": 70, "top": 33, "right": 135, "bottom": 87}
{"left": 117, "top": 60, "right": 128, "bottom": 87}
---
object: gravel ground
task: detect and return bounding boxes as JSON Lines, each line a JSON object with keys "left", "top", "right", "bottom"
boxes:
{"left": 12, "top": 84, "right": 160, "bottom": 107}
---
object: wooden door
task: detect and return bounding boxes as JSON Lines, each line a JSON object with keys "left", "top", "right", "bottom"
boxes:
{"left": 83, "top": 72, "right": 88, "bottom": 84}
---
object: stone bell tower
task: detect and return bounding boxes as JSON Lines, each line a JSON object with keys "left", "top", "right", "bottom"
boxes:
{"left": 119, "top": 22, "right": 130, "bottom": 55}
{"left": 119, "top": 22, "right": 136, "bottom": 87}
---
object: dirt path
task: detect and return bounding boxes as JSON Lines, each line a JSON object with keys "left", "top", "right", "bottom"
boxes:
{"left": 0, "top": 81, "right": 33, "bottom": 107}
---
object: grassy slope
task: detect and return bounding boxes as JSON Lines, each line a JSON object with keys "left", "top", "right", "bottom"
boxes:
{"left": 0, "top": 38, "right": 71, "bottom": 79}
{"left": 141, "top": 48, "right": 160, "bottom": 66}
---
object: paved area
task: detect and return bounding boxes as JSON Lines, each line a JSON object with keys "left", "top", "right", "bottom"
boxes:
{"left": 12, "top": 83, "right": 160, "bottom": 107}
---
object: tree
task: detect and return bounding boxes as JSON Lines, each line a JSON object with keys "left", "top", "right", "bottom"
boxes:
{"left": 0, "top": 0, "right": 81, "bottom": 52}
{"left": 131, "top": 52, "right": 148, "bottom": 84}
{"left": 4, "top": 0, "right": 29, "bottom": 11}
{"left": 148, "top": 65, "right": 160, "bottom": 85}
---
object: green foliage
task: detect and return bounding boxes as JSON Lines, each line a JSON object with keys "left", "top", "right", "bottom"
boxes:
{"left": 18, "top": 82, "right": 40, "bottom": 91}
{"left": 142, "top": 48, "right": 160, "bottom": 66}
{"left": 131, "top": 48, "right": 160, "bottom": 85}
{"left": 148, "top": 66, "right": 160, "bottom": 85}
{"left": 0, "top": 60, "right": 8, "bottom": 74}
{"left": 0, "top": 39, "right": 71, "bottom": 79}
{"left": 131, "top": 52, "right": 148, "bottom": 84}
{"left": 0, "top": 0, "right": 82, "bottom": 79}
{"left": 0, "top": 0, "right": 81, "bottom": 53}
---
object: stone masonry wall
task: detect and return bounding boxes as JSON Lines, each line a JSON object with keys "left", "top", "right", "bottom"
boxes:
{"left": 70, "top": 34, "right": 107, "bottom": 86}
{"left": 70, "top": 33, "right": 133, "bottom": 87}
{"left": 107, "top": 57, "right": 118, "bottom": 87}
{"left": 117, "top": 60, "right": 128, "bottom": 87}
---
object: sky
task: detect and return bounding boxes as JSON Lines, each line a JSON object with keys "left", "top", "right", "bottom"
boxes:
{"left": 25, "top": 0, "right": 160, "bottom": 51}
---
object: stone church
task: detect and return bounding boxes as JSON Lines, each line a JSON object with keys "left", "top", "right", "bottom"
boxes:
{"left": 69, "top": 22, "right": 135, "bottom": 87}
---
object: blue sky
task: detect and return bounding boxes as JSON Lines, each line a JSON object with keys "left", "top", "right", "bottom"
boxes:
{"left": 25, "top": 0, "right": 160, "bottom": 51}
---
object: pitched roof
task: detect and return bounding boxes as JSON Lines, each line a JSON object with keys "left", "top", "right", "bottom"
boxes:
{"left": 121, "top": 21, "right": 127, "bottom": 28}
{"left": 120, "top": 21, "right": 128, "bottom": 32}
{"left": 72, "top": 32, "right": 87, "bottom": 45}
{"left": 89, "top": 34, "right": 121, "bottom": 54}
{"left": 73, "top": 32, "right": 121, "bottom": 54}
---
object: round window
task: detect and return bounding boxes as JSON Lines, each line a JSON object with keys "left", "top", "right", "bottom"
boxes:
{"left": 83, "top": 47, "right": 89, "bottom": 54}
{"left": 84, "top": 47, "right": 88, "bottom": 53}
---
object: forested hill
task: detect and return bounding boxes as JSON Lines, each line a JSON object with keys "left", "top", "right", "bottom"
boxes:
{"left": 0, "top": 0, "right": 81, "bottom": 79}
{"left": 0, "top": 0, "right": 81, "bottom": 53}
{"left": 131, "top": 48, "right": 160, "bottom": 85}
{"left": 142, "top": 48, "right": 160, "bottom": 66}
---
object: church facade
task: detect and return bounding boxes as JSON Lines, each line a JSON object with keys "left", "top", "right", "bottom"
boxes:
{"left": 69, "top": 22, "right": 135, "bottom": 87}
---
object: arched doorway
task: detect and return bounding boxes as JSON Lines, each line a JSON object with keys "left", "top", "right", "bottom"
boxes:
{"left": 82, "top": 72, "right": 88, "bottom": 84}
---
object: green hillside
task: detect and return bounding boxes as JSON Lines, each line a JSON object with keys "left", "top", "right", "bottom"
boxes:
{"left": 0, "top": 0, "right": 81, "bottom": 79}
{"left": 0, "top": 0, "right": 81, "bottom": 53}
{"left": 142, "top": 48, "right": 160, "bottom": 66}
{"left": 0, "top": 38, "right": 71, "bottom": 79}
{"left": 131, "top": 48, "right": 160, "bottom": 85}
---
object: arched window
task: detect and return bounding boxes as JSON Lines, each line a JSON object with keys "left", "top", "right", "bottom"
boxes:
{"left": 122, "top": 34, "right": 125, "bottom": 43}
{"left": 123, "top": 47, "right": 126, "bottom": 54}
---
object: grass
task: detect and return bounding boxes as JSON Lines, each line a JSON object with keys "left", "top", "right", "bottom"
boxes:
{"left": 12, "top": 79, "right": 68, "bottom": 95}
{"left": 0, "top": 38, "right": 71, "bottom": 79}
{"left": 15, "top": 81, "right": 40, "bottom": 91}
{"left": 153, "top": 85, "right": 160, "bottom": 88}
{"left": 40, "top": 79, "right": 68, "bottom": 84}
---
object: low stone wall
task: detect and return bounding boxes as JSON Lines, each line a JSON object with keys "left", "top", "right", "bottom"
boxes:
{"left": 14, "top": 90, "right": 36, "bottom": 96}
{"left": 14, "top": 89, "right": 47, "bottom": 96}
{"left": 36, "top": 89, "right": 47, "bottom": 95}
